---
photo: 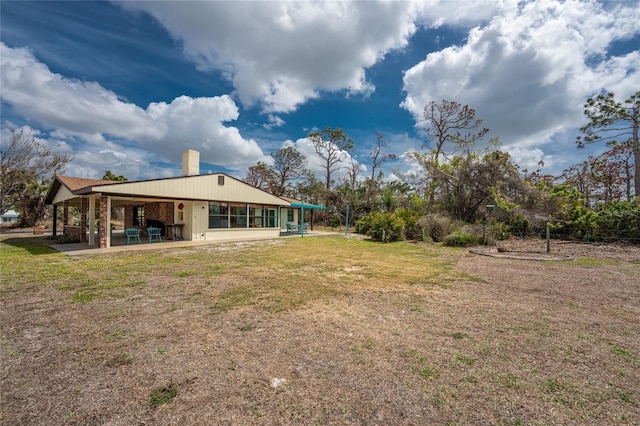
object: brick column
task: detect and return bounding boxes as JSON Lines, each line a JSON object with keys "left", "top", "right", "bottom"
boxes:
{"left": 80, "top": 198, "right": 88, "bottom": 243}
{"left": 99, "top": 195, "right": 108, "bottom": 248}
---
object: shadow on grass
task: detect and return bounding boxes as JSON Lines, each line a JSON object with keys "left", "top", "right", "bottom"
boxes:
{"left": 0, "top": 236, "right": 58, "bottom": 256}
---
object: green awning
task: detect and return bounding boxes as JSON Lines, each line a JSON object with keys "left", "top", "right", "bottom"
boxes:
{"left": 289, "top": 202, "right": 329, "bottom": 210}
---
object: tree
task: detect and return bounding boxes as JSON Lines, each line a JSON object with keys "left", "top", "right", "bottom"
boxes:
{"left": 307, "top": 127, "right": 354, "bottom": 189}
{"left": 422, "top": 100, "right": 489, "bottom": 166}
{"left": 369, "top": 132, "right": 396, "bottom": 180}
{"left": 1, "top": 128, "right": 71, "bottom": 225}
{"left": 576, "top": 91, "right": 639, "bottom": 201}
{"left": 103, "top": 170, "right": 127, "bottom": 182}
{"left": 244, "top": 161, "right": 274, "bottom": 192}
{"left": 270, "top": 146, "right": 307, "bottom": 196}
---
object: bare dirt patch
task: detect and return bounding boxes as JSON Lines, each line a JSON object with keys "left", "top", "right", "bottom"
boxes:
{"left": 1, "top": 236, "right": 639, "bottom": 425}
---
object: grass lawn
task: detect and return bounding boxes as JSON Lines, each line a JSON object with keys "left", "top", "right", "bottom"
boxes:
{"left": 1, "top": 235, "right": 639, "bottom": 425}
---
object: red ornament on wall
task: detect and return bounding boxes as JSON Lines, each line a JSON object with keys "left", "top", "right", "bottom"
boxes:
{"left": 178, "top": 203, "right": 184, "bottom": 210}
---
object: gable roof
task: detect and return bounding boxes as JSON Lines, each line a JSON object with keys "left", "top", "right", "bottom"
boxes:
{"left": 45, "top": 176, "right": 120, "bottom": 205}
{"left": 46, "top": 173, "right": 290, "bottom": 206}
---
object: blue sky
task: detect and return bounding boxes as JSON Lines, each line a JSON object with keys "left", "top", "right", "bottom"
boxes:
{"left": 1, "top": 0, "right": 639, "bottom": 183}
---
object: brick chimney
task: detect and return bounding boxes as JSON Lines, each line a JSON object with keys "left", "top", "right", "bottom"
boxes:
{"left": 182, "top": 149, "right": 200, "bottom": 176}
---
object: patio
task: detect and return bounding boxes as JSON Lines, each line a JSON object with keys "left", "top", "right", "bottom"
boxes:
{"left": 49, "top": 229, "right": 336, "bottom": 256}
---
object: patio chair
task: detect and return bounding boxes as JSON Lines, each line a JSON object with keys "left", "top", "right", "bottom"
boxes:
{"left": 147, "top": 227, "right": 162, "bottom": 243}
{"left": 286, "top": 222, "right": 298, "bottom": 233}
{"left": 125, "top": 228, "right": 141, "bottom": 245}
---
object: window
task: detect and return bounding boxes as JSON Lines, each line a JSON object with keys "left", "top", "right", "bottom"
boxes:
{"left": 133, "top": 206, "right": 144, "bottom": 226}
{"left": 249, "top": 206, "right": 263, "bottom": 227}
{"left": 230, "top": 205, "right": 247, "bottom": 228}
{"left": 209, "top": 202, "right": 228, "bottom": 228}
{"left": 266, "top": 208, "right": 277, "bottom": 228}
{"left": 287, "top": 209, "right": 294, "bottom": 223}
{"left": 218, "top": 175, "right": 225, "bottom": 185}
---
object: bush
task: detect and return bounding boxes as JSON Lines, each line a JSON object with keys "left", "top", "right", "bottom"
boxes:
{"left": 417, "top": 214, "right": 450, "bottom": 242}
{"left": 595, "top": 201, "right": 640, "bottom": 242}
{"left": 443, "top": 231, "right": 480, "bottom": 247}
{"left": 506, "top": 213, "right": 531, "bottom": 237}
{"left": 50, "top": 233, "right": 80, "bottom": 244}
{"left": 490, "top": 221, "right": 511, "bottom": 241}
{"left": 355, "top": 214, "right": 374, "bottom": 235}
{"left": 358, "top": 211, "right": 405, "bottom": 242}
{"left": 395, "top": 208, "right": 422, "bottom": 240}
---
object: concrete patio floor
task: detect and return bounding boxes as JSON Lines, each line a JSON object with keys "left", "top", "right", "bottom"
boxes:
{"left": 48, "top": 229, "right": 337, "bottom": 256}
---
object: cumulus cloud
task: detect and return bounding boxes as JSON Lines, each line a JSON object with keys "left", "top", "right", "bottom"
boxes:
{"left": 0, "top": 42, "right": 266, "bottom": 174}
{"left": 0, "top": 43, "right": 162, "bottom": 140}
{"left": 117, "top": 0, "right": 418, "bottom": 113}
{"left": 402, "top": 0, "right": 640, "bottom": 171}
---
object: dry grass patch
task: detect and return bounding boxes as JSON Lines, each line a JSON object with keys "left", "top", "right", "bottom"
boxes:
{"left": 1, "top": 235, "right": 639, "bottom": 425}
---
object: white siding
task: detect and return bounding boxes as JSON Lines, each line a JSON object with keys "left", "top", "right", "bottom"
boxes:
{"left": 90, "top": 174, "right": 288, "bottom": 206}
{"left": 51, "top": 186, "right": 76, "bottom": 205}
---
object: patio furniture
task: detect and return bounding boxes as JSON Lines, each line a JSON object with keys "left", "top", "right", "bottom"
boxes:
{"left": 125, "top": 228, "right": 141, "bottom": 245}
{"left": 147, "top": 227, "right": 162, "bottom": 243}
{"left": 286, "top": 222, "right": 298, "bottom": 233}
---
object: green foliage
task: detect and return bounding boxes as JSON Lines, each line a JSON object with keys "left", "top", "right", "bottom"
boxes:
{"left": 490, "top": 221, "right": 511, "bottom": 241}
{"left": 549, "top": 199, "right": 639, "bottom": 242}
{"left": 395, "top": 208, "right": 421, "bottom": 240}
{"left": 443, "top": 231, "right": 480, "bottom": 247}
{"left": 366, "top": 212, "right": 405, "bottom": 242}
{"left": 595, "top": 201, "right": 640, "bottom": 241}
{"left": 102, "top": 170, "right": 127, "bottom": 182}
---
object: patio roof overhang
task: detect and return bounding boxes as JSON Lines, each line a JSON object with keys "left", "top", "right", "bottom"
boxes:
{"left": 289, "top": 202, "right": 331, "bottom": 210}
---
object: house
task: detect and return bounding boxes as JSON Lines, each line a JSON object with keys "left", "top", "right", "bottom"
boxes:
{"left": 0, "top": 210, "right": 20, "bottom": 225}
{"left": 44, "top": 150, "right": 325, "bottom": 249}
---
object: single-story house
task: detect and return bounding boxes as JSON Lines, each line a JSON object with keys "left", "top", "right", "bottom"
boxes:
{"left": 1, "top": 210, "right": 20, "bottom": 224}
{"left": 44, "top": 150, "right": 326, "bottom": 249}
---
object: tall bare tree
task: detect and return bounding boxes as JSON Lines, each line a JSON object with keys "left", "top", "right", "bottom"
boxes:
{"left": 369, "top": 132, "right": 396, "bottom": 180}
{"left": 577, "top": 91, "right": 639, "bottom": 201}
{"left": 307, "top": 127, "right": 353, "bottom": 189}
{"left": 1, "top": 128, "right": 71, "bottom": 225}
{"left": 422, "top": 100, "right": 489, "bottom": 166}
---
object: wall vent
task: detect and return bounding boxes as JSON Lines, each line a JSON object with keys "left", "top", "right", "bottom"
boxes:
{"left": 218, "top": 175, "right": 225, "bottom": 186}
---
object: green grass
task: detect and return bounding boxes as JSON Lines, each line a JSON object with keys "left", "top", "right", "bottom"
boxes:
{"left": 2, "top": 236, "right": 467, "bottom": 314}
{"left": 149, "top": 384, "right": 178, "bottom": 408}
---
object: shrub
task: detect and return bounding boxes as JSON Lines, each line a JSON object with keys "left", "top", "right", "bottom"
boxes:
{"left": 490, "top": 221, "right": 511, "bottom": 241}
{"left": 506, "top": 213, "right": 531, "bottom": 238}
{"left": 355, "top": 214, "right": 374, "bottom": 235}
{"left": 365, "top": 211, "right": 405, "bottom": 242}
{"left": 595, "top": 201, "right": 640, "bottom": 242}
{"left": 443, "top": 231, "right": 480, "bottom": 247}
{"left": 395, "top": 208, "right": 422, "bottom": 240}
{"left": 417, "top": 214, "right": 450, "bottom": 242}
{"left": 50, "top": 233, "right": 80, "bottom": 244}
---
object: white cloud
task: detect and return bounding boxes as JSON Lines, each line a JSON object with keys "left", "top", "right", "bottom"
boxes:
{"left": 402, "top": 0, "right": 640, "bottom": 174}
{"left": 117, "top": 0, "right": 418, "bottom": 113}
{"left": 0, "top": 43, "right": 162, "bottom": 140}
{"left": 263, "top": 114, "right": 286, "bottom": 130}
{"left": 0, "top": 42, "right": 267, "bottom": 174}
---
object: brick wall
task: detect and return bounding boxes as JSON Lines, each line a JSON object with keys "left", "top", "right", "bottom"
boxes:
{"left": 123, "top": 202, "right": 174, "bottom": 230}
{"left": 144, "top": 202, "right": 174, "bottom": 225}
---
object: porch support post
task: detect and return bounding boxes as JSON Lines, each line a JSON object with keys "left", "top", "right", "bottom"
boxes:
{"left": 52, "top": 205, "right": 58, "bottom": 237}
{"left": 99, "top": 194, "right": 111, "bottom": 248}
{"left": 63, "top": 201, "right": 69, "bottom": 225}
{"left": 80, "top": 197, "right": 88, "bottom": 243}
{"left": 88, "top": 195, "right": 96, "bottom": 246}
